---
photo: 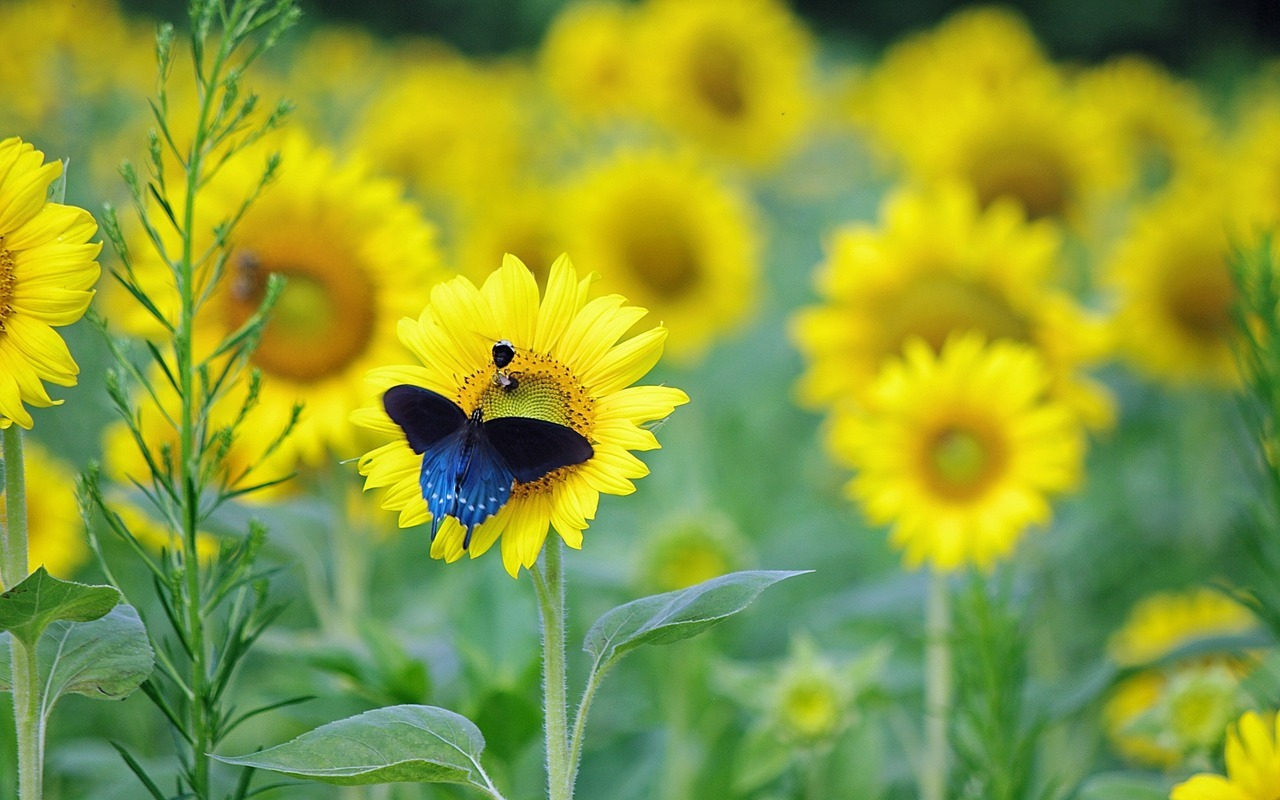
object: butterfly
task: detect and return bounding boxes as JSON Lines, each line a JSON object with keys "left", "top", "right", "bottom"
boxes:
{"left": 382, "top": 343, "right": 593, "bottom": 548}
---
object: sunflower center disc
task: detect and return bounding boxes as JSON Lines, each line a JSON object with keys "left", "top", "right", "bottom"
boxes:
{"left": 926, "top": 426, "right": 1002, "bottom": 500}
{"left": 1163, "top": 255, "right": 1235, "bottom": 342}
{"left": 878, "top": 275, "right": 1031, "bottom": 357}
{"left": 967, "top": 139, "right": 1070, "bottom": 219}
{"left": 0, "top": 239, "right": 15, "bottom": 333}
{"left": 622, "top": 221, "right": 701, "bottom": 298}
{"left": 691, "top": 34, "right": 747, "bottom": 118}
{"left": 224, "top": 250, "right": 377, "bottom": 383}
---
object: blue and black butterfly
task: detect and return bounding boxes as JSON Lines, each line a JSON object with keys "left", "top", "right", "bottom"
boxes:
{"left": 382, "top": 342, "right": 593, "bottom": 548}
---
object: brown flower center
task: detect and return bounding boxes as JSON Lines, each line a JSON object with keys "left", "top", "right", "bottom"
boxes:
{"left": 876, "top": 275, "right": 1032, "bottom": 358}
{"left": 618, "top": 216, "right": 701, "bottom": 299}
{"left": 921, "top": 423, "right": 1006, "bottom": 501}
{"left": 223, "top": 248, "right": 377, "bottom": 383}
{"left": 690, "top": 33, "right": 747, "bottom": 119}
{"left": 456, "top": 346, "right": 596, "bottom": 497}
{"left": 1161, "top": 253, "right": 1235, "bottom": 343}
{"left": 0, "top": 237, "right": 15, "bottom": 333}
{"left": 966, "top": 138, "right": 1072, "bottom": 219}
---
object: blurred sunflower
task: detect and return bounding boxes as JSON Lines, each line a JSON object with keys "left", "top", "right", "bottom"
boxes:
{"left": 639, "top": 511, "right": 750, "bottom": 593}
{"left": 1171, "top": 711, "right": 1280, "bottom": 800}
{"left": 1232, "top": 96, "right": 1280, "bottom": 228}
{"left": 850, "top": 6, "right": 1054, "bottom": 163}
{"left": 1104, "top": 588, "right": 1257, "bottom": 768}
{"left": 0, "top": 441, "right": 87, "bottom": 580}
{"left": 792, "top": 182, "right": 1112, "bottom": 428}
{"left": 114, "top": 132, "right": 444, "bottom": 470}
{"left": 833, "top": 334, "right": 1085, "bottom": 571}
{"left": 355, "top": 47, "right": 530, "bottom": 206}
{"left": 455, "top": 181, "right": 570, "bottom": 287}
{"left": 564, "top": 148, "right": 761, "bottom": 361}
{"left": 1105, "top": 180, "right": 1247, "bottom": 386}
{"left": 272, "top": 25, "right": 395, "bottom": 141}
{"left": 1073, "top": 56, "right": 1219, "bottom": 198}
{"left": 539, "top": 1, "right": 637, "bottom": 120}
{"left": 0, "top": 137, "right": 102, "bottom": 430}
{"left": 631, "top": 0, "right": 814, "bottom": 168}
{"left": 352, "top": 254, "right": 688, "bottom": 577}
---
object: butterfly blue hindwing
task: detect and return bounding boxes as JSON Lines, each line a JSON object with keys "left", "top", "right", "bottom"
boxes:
{"left": 382, "top": 382, "right": 595, "bottom": 550}
{"left": 383, "top": 385, "right": 466, "bottom": 454}
{"left": 483, "top": 416, "right": 594, "bottom": 483}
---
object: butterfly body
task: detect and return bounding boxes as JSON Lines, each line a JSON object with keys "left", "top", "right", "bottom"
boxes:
{"left": 383, "top": 384, "right": 593, "bottom": 547}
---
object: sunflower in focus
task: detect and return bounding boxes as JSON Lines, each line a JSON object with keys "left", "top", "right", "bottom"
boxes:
{"left": 539, "top": 1, "right": 637, "bottom": 120}
{"left": 1105, "top": 180, "right": 1248, "bottom": 387}
{"left": 1074, "top": 56, "right": 1219, "bottom": 198}
{"left": 0, "top": 138, "right": 102, "bottom": 430}
{"left": 832, "top": 334, "right": 1085, "bottom": 571}
{"left": 631, "top": 0, "right": 814, "bottom": 168}
{"left": 792, "top": 182, "right": 1112, "bottom": 428}
{"left": 1104, "top": 588, "right": 1257, "bottom": 768}
{"left": 1172, "top": 711, "right": 1280, "bottom": 800}
{"left": 353, "top": 254, "right": 688, "bottom": 577}
{"left": 113, "top": 132, "right": 444, "bottom": 471}
{"left": 355, "top": 47, "right": 530, "bottom": 206}
{"left": 564, "top": 148, "right": 761, "bottom": 361}
{"left": 0, "top": 441, "right": 87, "bottom": 581}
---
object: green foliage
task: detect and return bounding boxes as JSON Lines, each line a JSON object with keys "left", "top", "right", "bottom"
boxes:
{"left": 0, "top": 568, "right": 119, "bottom": 646}
{"left": 584, "top": 570, "right": 810, "bottom": 672}
{"left": 214, "top": 705, "right": 503, "bottom": 793}
{"left": 0, "top": 605, "right": 152, "bottom": 703}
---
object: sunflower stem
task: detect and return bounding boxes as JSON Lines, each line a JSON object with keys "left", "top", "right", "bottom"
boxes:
{"left": 2, "top": 426, "right": 43, "bottom": 800}
{"left": 922, "top": 569, "right": 952, "bottom": 800}
{"left": 533, "top": 537, "right": 573, "bottom": 800}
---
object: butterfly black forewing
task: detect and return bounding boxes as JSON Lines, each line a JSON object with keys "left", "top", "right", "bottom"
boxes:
{"left": 382, "top": 385, "right": 466, "bottom": 454}
{"left": 483, "top": 416, "right": 594, "bottom": 483}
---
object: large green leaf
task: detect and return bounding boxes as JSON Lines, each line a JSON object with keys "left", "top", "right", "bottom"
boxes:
{"left": 584, "top": 570, "right": 808, "bottom": 669}
{"left": 0, "top": 605, "right": 153, "bottom": 707}
{"left": 215, "top": 705, "right": 495, "bottom": 789}
{"left": 1076, "top": 772, "right": 1173, "bottom": 800}
{"left": 0, "top": 568, "right": 120, "bottom": 645}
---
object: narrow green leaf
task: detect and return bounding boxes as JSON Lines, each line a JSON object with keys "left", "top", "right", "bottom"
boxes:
{"left": 214, "top": 705, "right": 492, "bottom": 788}
{"left": 1075, "top": 772, "right": 1172, "bottom": 800}
{"left": 0, "top": 568, "right": 120, "bottom": 645}
{"left": 0, "top": 605, "right": 153, "bottom": 705}
{"left": 584, "top": 570, "right": 808, "bottom": 668}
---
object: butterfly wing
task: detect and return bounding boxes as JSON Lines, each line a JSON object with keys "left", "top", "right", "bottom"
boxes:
{"left": 483, "top": 417, "right": 594, "bottom": 484}
{"left": 383, "top": 385, "right": 466, "bottom": 454}
{"left": 419, "top": 422, "right": 516, "bottom": 548}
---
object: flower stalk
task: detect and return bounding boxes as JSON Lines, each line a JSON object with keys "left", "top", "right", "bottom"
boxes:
{"left": 2, "top": 426, "right": 42, "bottom": 800}
{"left": 922, "top": 569, "right": 952, "bottom": 800}
{"left": 533, "top": 537, "right": 574, "bottom": 800}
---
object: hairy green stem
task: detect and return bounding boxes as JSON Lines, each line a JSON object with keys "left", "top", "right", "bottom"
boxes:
{"left": 3, "top": 427, "right": 42, "bottom": 800}
{"left": 566, "top": 658, "right": 609, "bottom": 795}
{"left": 922, "top": 570, "right": 952, "bottom": 800}
{"left": 532, "top": 538, "right": 572, "bottom": 800}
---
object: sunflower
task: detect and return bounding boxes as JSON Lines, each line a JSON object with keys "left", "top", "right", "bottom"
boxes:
{"left": 0, "top": 138, "right": 102, "bottom": 430}
{"left": 832, "top": 333, "right": 1085, "bottom": 571}
{"left": 538, "top": 1, "right": 637, "bottom": 120}
{"left": 354, "top": 46, "right": 530, "bottom": 206}
{"left": 563, "top": 148, "right": 761, "bottom": 361}
{"left": 1073, "top": 56, "right": 1220, "bottom": 198}
{"left": 1172, "top": 711, "right": 1280, "bottom": 800}
{"left": 792, "top": 181, "right": 1112, "bottom": 428}
{"left": 113, "top": 132, "right": 444, "bottom": 470}
{"left": 1105, "top": 179, "right": 1249, "bottom": 386}
{"left": 630, "top": 0, "right": 815, "bottom": 168}
{"left": 351, "top": 254, "right": 689, "bottom": 577}
{"left": 454, "top": 181, "right": 570, "bottom": 288}
{"left": 849, "top": 6, "right": 1055, "bottom": 165}
{"left": 0, "top": 440, "right": 87, "bottom": 579}
{"left": 1232, "top": 94, "right": 1280, "bottom": 229}
{"left": 1104, "top": 588, "right": 1257, "bottom": 767}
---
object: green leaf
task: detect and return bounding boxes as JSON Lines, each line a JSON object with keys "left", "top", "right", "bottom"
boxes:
{"left": 0, "top": 568, "right": 120, "bottom": 645}
{"left": 1076, "top": 772, "right": 1173, "bottom": 800}
{"left": 0, "top": 605, "right": 153, "bottom": 707}
{"left": 215, "top": 705, "right": 494, "bottom": 788}
{"left": 584, "top": 570, "right": 808, "bottom": 669}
